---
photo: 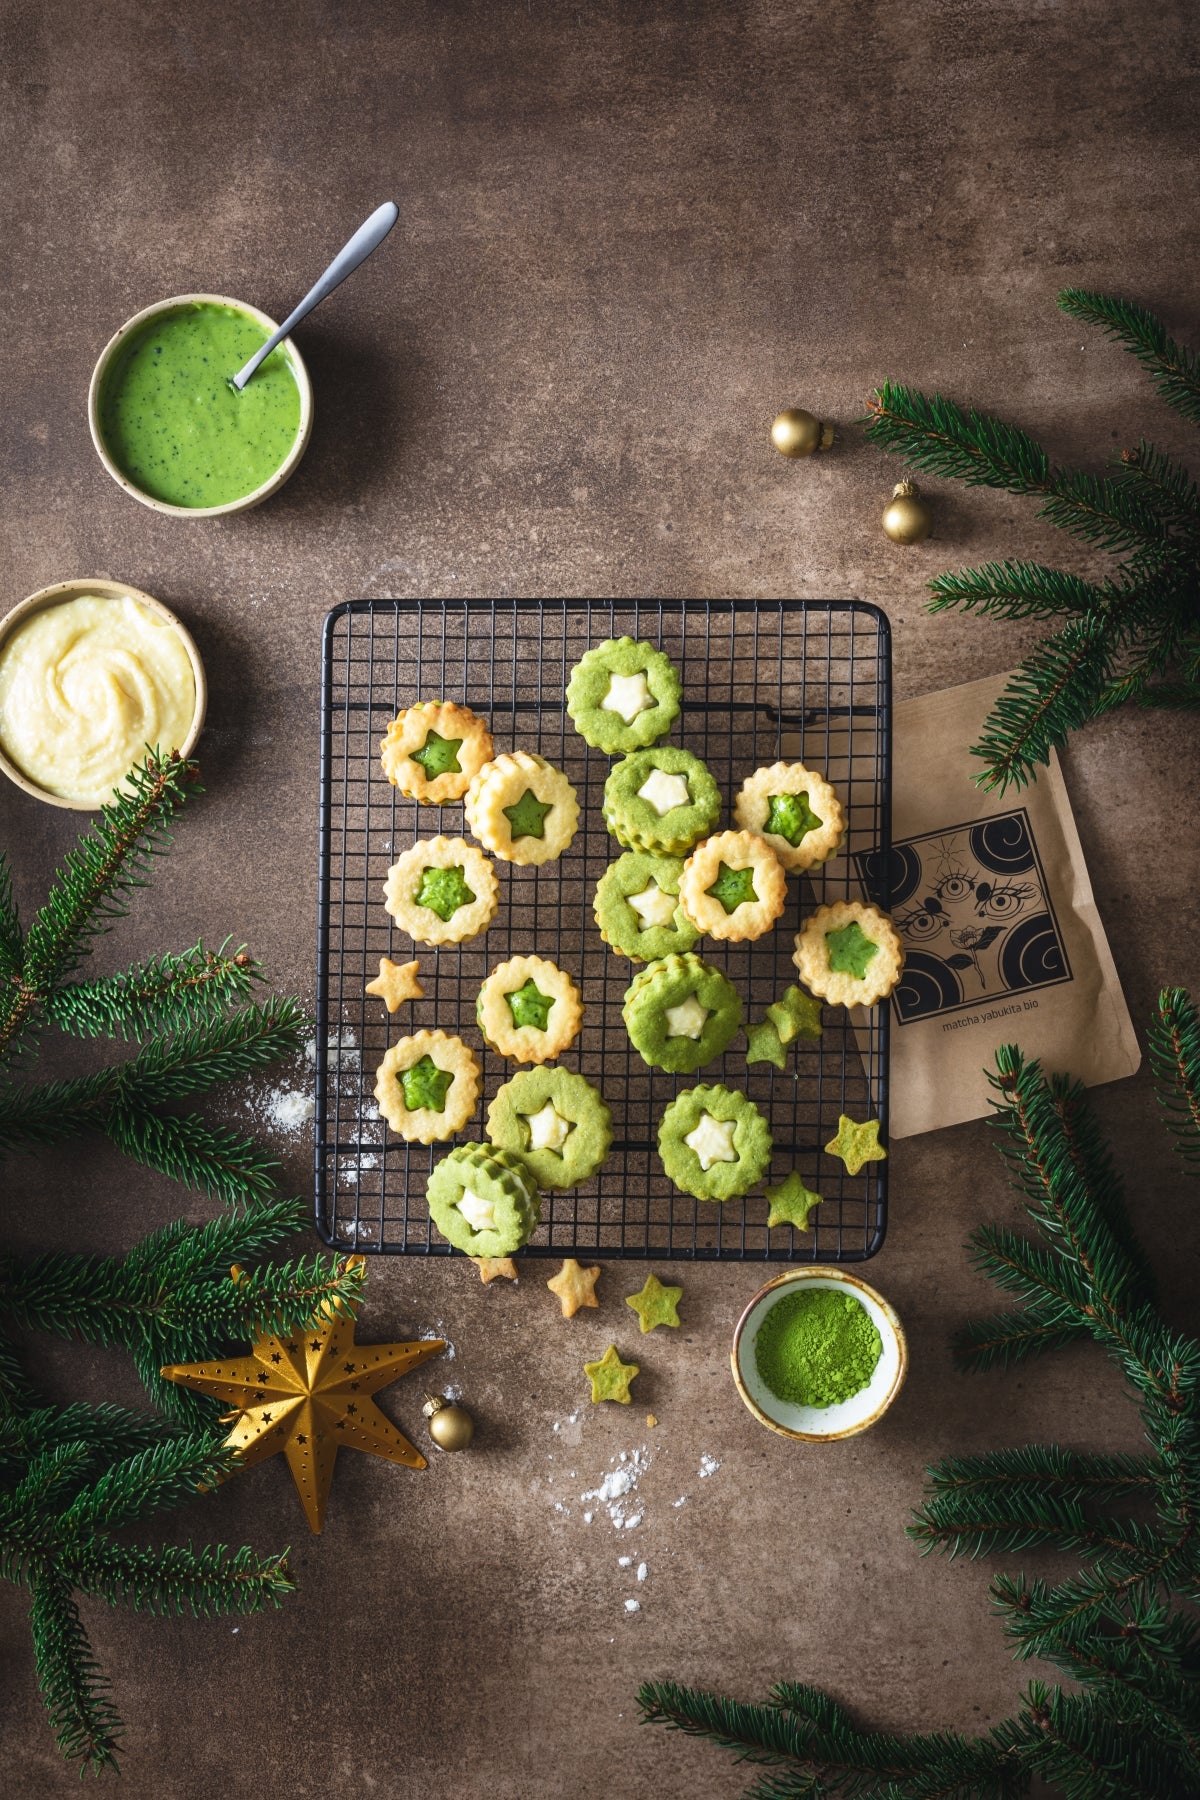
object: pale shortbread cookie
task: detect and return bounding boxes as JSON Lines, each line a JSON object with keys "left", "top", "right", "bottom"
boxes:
{"left": 678, "top": 829, "right": 787, "bottom": 941}
{"left": 477, "top": 955, "right": 584, "bottom": 1064}
{"left": 383, "top": 837, "right": 498, "bottom": 945}
{"left": 792, "top": 900, "right": 904, "bottom": 1008}
{"left": 380, "top": 702, "right": 494, "bottom": 805}
{"left": 373, "top": 1029, "right": 481, "bottom": 1143}
{"left": 465, "top": 751, "right": 579, "bottom": 865}
{"left": 734, "top": 762, "right": 845, "bottom": 871}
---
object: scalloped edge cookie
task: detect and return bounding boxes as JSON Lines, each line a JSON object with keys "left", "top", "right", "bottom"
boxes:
{"left": 792, "top": 900, "right": 904, "bottom": 1007}
{"left": 373, "top": 1029, "right": 481, "bottom": 1144}
{"left": 477, "top": 955, "right": 584, "bottom": 1064}
{"left": 380, "top": 701, "right": 495, "bottom": 805}
{"left": 621, "top": 951, "right": 743, "bottom": 1073}
{"left": 678, "top": 829, "right": 788, "bottom": 941}
{"left": 465, "top": 751, "right": 580, "bottom": 865}
{"left": 734, "top": 762, "right": 845, "bottom": 871}
{"left": 593, "top": 850, "right": 700, "bottom": 962}
{"left": 426, "top": 1141, "right": 542, "bottom": 1256}
{"left": 486, "top": 1068, "right": 613, "bottom": 1190}
{"left": 566, "top": 637, "right": 682, "bottom": 754}
{"left": 383, "top": 836, "right": 499, "bottom": 945}
{"left": 656, "top": 1083, "right": 773, "bottom": 1202}
{"left": 602, "top": 747, "right": 721, "bottom": 855}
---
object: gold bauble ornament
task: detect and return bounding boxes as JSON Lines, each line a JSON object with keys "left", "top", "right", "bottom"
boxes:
{"left": 423, "top": 1393, "right": 475, "bottom": 1452}
{"left": 882, "top": 480, "right": 933, "bottom": 544}
{"left": 770, "top": 407, "right": 835, "bottom": 458}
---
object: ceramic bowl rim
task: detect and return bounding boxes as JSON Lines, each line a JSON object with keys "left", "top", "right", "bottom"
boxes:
{"left": 86, "top": 292, "right": 314, "bottom": 519}
{"left": 730, "top": 1264, "right": 908, "bottom": 1442}
{"left": 0, "top": 578, "right": 208, "bottom": 811}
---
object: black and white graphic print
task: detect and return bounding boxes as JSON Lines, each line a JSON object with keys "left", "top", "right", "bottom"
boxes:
{"left": 854, "top": 809, "right": 1071, "bottom": 1025}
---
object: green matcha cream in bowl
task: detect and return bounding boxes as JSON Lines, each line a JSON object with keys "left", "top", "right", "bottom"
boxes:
{"left": 89, "top": 295, "right": 312, "bottom": 517}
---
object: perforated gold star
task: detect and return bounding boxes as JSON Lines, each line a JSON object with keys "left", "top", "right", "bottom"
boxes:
{"left": 824, "top": 1114, "right": 887, "bottom": 1177}
{"left": 365, "top": 956, "right": 424, "bottom": 1011}
{"left": 161, "top": 1257, "right": 444, "bottom": 1533}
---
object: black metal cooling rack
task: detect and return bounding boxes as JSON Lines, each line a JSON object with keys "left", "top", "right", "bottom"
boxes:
{"left": 315, "top": 600, "right": 891, "bottom": 1261}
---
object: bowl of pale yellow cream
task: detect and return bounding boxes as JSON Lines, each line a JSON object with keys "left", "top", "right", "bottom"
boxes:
{"left": 0, "top": 579, "right": 205, "bottom": 810}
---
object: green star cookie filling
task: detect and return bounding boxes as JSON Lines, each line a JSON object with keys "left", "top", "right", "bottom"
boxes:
{"left": 793, "top": 900, "right": 904, "bottom": 1008}
{"left": 380, "top": 702, "right": 495, "bottom": 806}
{"left": 486, "top": 1068, "right": 613, "bottom": 1189}
{"left": 593, "top": 850, "right": 700, "bottom": 962}
{"left": 602, "top": 747, "right": 720, "bottom": 855}
{"left": 465, "top": 751, "right": 579, "bottom": 865}
{"left": 734, "top": 761, "right": 845, "bottom": 871}
{"left": 657, "top": 1083, "right": 773, "bottom": 1201}
{"left": 622, "top": 952, "right": 742, "bottom": 1073}
{"left": 373, "top": 1029, "right": 481, "bottom": 1144}
{"left": 426, "top": 1142, "right": 542, "bottom": 1257}
{"left": 566, "top": 636, "right": 682, "bottom": 754}
{"left": 678, "top": 828, "right": 787, "bottom": 942}
{"left": 477, "top": 955, "right": 584, "bottom": 1064}
{"left": 383, "top": 836, "right": 499, "bottom": 945}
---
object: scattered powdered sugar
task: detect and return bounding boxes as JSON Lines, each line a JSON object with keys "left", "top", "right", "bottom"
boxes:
{"left": 334, "top": 1217, "right": 377, "bottom": 1244}
{"left": 622, "top": 1512, "right": 642, "bottom": 1531}
{"left": 624, "top": 1599, "right": 640, "bottom": 1613}
{"left": 617, "top": 1555, "right": 632, "bottom": 1568}
{"left": 636, "top": 1562, "right": 648, "bottom": 1582}
{"left": 579, "top": 1445, "right": 651, "bottom": 1529}
{"left": 672, "top": 1495, "right": 688, "bottom": 1508}
{"left": 265, "top": 1088, "right": 315, "bottom": 1133}
{"left": 699, "top": 1453, "right": 720, "bottom": 1478}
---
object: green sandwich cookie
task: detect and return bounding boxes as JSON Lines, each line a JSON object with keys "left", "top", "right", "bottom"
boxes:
{"left": 602, "top": 747, "right": 721, "bottom": 856}
{"left": 593, "top": 850, "right": 700, "bottom": 962}
{"left": 566, "top": 636, "right": 682, "bottom": 754}
{"left": 657, "top": 1084, "right": 773, "bottom": 1202}
{"left": 486, "top": 1068, "right": 613, "bottom": 1189}
{"left": 426, "top": 1142, "right": 541, "bottom": 1257}
{"left": 622, "top": 952, "right": 742, "bottom": 1073}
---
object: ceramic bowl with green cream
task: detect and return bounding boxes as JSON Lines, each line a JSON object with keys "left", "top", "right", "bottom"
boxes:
{"left": 731, "top": 1267, "right": 907, "bottom": 1442}
{"left": 88, "top": 294, "right": 313, "bottom": 518}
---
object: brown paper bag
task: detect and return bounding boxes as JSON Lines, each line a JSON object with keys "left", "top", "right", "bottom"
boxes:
{"left": 850, "top": 671, "right": 1140, "bottom": 1138}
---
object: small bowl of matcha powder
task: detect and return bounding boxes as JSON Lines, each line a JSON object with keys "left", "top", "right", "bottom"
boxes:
{"left": 731, "top": 1269, "right": 907, "bottom": 1440}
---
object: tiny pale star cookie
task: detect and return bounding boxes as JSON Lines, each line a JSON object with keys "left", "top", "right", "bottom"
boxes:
{"left": 465, "top": 751, "right": 579, "bottom": 865}
{"left": 793, "top": 900, "right": 904, "bottom": 1008}
{"left": 477, "top": 955, "right": 584, "bottom": 1064}
{"left": 384, "top": 837, "right": 499, "bottom": 946}
{"left": 825, "top": 1114, "right": 887, "bottom": 1177}
{"left": 374, "top": 1029, "right": 481, "bottom": 1144}
{"left": 764, "top": 1171, "right": 823, "bottom": 1232}
{"left": 380, "top": 701, "right": 494, "bottom": 805}
{"left": 657, "top": 1084, "right": 773, "bottom": 1202}
{"left": 593, "top": 850, "right": 700, "bottom": 963}
{"left": 473, "top": 1256, "right": 519, "bottom": 1284}
{"left": 566, "top": 637, "right": 682, "bottom": 754}
{"left": 548, "top": 1257, "right": 602, "bottom": 1318}
{"left": 584, "top": 1344, "right": 639, "bottom": 1404}
{"left": 734, "top": 761, "right": 845, "bottom": 871}
{"left": 626, "top": 1273, "right": 682, "bottom": 1333}
{"left": 622, "top": 953, "right": 742, "bottom": 1074}
{"left": 603, "top": 747, "right": 721, "bottom": 856}
{"left": 426, "top": 1142, "right": 541, "bottom": 1257}
{"left": 486, "top": 1068, "right": 612, "bottom": 1189}
{"left": 678, "top": 829, "right": 787, "bottom": 942}
{"left": 365, "top": 956, "right": 424, "bottom": 1012}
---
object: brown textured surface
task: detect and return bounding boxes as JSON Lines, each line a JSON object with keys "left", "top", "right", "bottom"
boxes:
{"left": 1, "top": 2, "right": 1199, "bottom": 1794}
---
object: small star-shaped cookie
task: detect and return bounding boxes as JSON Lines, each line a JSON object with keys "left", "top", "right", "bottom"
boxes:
{"left": 365, "top": 957, "right": 424, "bottom": 1012}
{"left": 766, "top": 984, "right": 823, "bottom": 1044}
{"left": 626, "top": 1273, "right": 682, "bottom": 1333}
{"left": 473, "top": 1257, "right": 519, "bottom": 1284}
{"left": 824, "top": 1114, "right": 887, "bottom": 1176}
{"left": 547, "top": 1258, "right": 601, "bottom": 1318}
{"left": 584, "top": 1344, "right": 639, "bottom": 1405}
{"left": 745, "top": 1017, "right": 787, "bottom": 1069}
{"left": 764, "top": 1171, "right": 823, "bottom": 1232}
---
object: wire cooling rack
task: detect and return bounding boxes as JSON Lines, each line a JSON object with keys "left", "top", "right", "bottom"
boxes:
{"left": 315, "top": 600, "right": 891, "bottom": 1260}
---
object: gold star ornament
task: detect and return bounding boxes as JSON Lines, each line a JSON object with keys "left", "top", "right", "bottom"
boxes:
{"left": 161, "top": 1257, "right": 445, "bottom": 1533}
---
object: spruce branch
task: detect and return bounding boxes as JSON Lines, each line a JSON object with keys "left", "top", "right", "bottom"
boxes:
{"left": 953, "top": 1303, "right": 1089, "bottom": 1373}
{"left": 29, "top": 1568, "right": 122, "bottom": 1773}
{"left": 969, "top": 621, "right": 1114, "bottom": 792}
{"left": 927, "top": 561, "right": 1106, "bottom": 622}
{"left": 45, "top": 938, "right": 262, "bottom": 1042}
{"left": 1057, "top": 289, "right": 1200, "bottom": 426}
{"left": 107, "top": 1107, "right": 284, "bottom": 1207}
{"left": 1149, "top": 986, "right": 1200, "bottom": 1170}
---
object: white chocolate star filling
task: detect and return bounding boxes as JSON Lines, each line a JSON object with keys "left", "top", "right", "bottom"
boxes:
{"left": 601, "top": 671, "right": 653, "bottom": 724}
{"left": 684, "top": 1113, "right": 737, "bottom": 1171}
{"left": 637, "top": 768, "right": 690, "bottom": 816}
{"left": 628, "top": 881, "right": 677, "bottom": 930}
{"left": 664, "top": 993, "right": 710, "bottom": 1039}
{"left": 525, "top": 1100, "right": 573, "bottom": 1154}
{"left": 456, "top": 1189, "right": 496, "bottom": 1232}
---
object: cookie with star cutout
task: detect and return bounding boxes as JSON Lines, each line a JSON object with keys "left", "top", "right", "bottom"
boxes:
{"left": 656, "top": 1083, "right": 772, "bottom": 1202}
{"left": 486, "top": 1068, "right": 612, "bottom": 1189}
{"left": 465, "top": 751, "right": 579, "bottom": 865}
{"left": 566, "top": 636, "right": 682, "bottom": 754}
{"left": 380, "top": 701, "right": 494, "bottom": 806}
{"left": 476, "top": 955, "right": 584, "bottom": 1064}
{"left": 426, "top": 1142, "right": 542, "bottom": 1257}
{"left": 793, "top": 900, "right": 904, "bottom": 1009}
{"left": 602, "top": 747, "right": 721, "bottom": 856}
{"left": 593, "top": 850, "right": 700, "bottom": 962}
{"left": 383, "top": 837, "right": 499, "bottom": 946}
{"left": 734, "top": 761, "right": 845, "bottom": 871}
{"left": 373, "top": 1030, "right": 481, "bottom": 1144}
{"left": 678, "top": 828, "right": 788, "bottom": 943}
{"left": 622, "top": 952, "right": 742, "bottom": 1073}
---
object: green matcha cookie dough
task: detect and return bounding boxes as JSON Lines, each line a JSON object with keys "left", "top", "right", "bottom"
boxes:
{"left": 657, "top": 1084, "right": 773, "bottom": 1202}
{"left": 426, "top": 1142, "right": 541, "bottom": 1257}
{"left": 593, "top": 850, "right": 700, "bottom": 962}
{"left": 486, "top": 1068, "right": 613, "bottom": 1190}
{"left": 602, "top": 747, "right": 721, "bottom": 856}
{"left": 566, "top": 636, "right": 682, "bottom": 754}
{"left": 622, "top": 952, "right": 742, "bottom": 1073}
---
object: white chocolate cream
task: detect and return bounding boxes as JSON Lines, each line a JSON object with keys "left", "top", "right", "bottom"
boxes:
{"left": 664, "top": 993, "right": 710, "bottom": 1039}
{"left": 684, "top": 1113, "right": 737, "bottom": 1170}
{"left": 637, "top": 768, "right": 690, "bottom": 816}
{"left": 525, "top": 1100, "right": 573, "bottom": 1154}
{"left": 628, "top": 882, "right": 677, "bottom": 930}
{"left": 601, "top": 671, "right": 653, "bottom": 724}
{"left": 0, "top": 594, "right": 196, "bottom": 808}
{"left": 456, "top": 1189, "right": 496, "bottom": 1232}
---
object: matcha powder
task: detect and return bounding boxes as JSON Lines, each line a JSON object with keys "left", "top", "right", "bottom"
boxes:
{"left": 754, "top": 1287, "right": 882, "bottom": 1408}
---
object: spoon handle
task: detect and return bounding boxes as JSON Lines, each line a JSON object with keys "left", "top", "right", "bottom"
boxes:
{"left": 231, "top": 201, "right": 399, "bottom": 390}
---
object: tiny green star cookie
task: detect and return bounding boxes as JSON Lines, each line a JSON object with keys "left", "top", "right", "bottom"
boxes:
{"left": 764, "top": 1171, "right": 823, "bottom": 1232}
{"left": 745, "top": 1017, "right": 787, "bottom": 1069}
{"left": 766, "top": 985, "right": 823, "bottom": 1044}
{"left": 584, "top": 1344, "right": 640, "bottom": 1404}
{"left": 824, "top": 1114, "right": 887, "bottom": 1176}
{"left": 626, "top": 1273, "right": 682, "bottom": 1333}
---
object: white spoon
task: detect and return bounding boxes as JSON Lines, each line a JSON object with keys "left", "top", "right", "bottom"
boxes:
{"left": 231, "top": 200, "right": 399, "bottom": 391}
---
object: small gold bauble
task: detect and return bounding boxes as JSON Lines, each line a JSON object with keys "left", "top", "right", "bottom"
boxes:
{"left": 882, "top": 480, "right": 933, "bottom": 544}
{"left": 770, "top": 407, "right": 835, "bottom": 458}
{"left": 422, "top": 1393, "right": 475, "bottom": 1452}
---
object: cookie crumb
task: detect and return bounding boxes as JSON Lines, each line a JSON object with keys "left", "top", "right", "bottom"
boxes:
{"left": 645, "top": 1413, "right": 658, "bottom": 1428}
